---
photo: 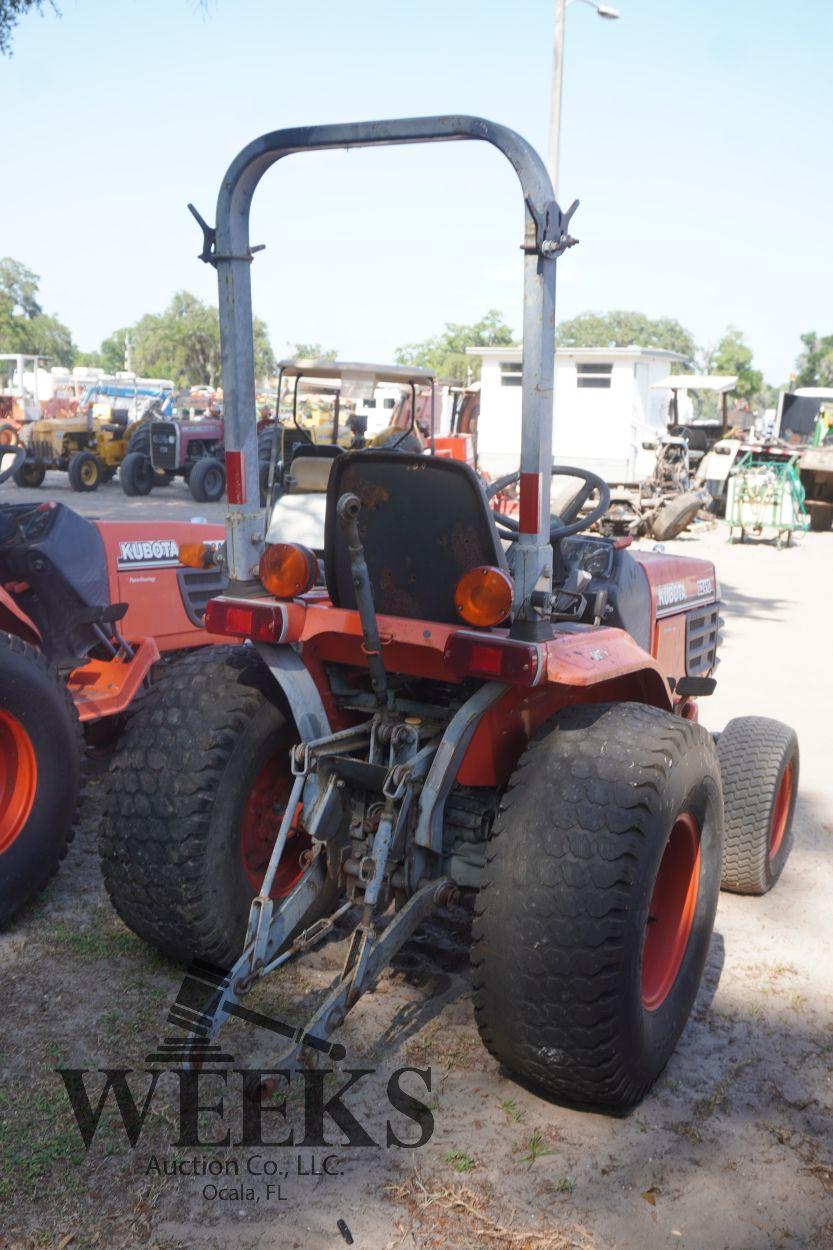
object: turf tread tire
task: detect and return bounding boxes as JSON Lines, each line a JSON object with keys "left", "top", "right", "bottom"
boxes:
{"left": 471, "top": 701, "right": 723, "bottom": 1109}
{"left": 717, "top": 716, "right": 798, "bottom": 895}
{"left": 0, "top": 631, "right": 83, "bottom": 927}
{"left": 99, "top": 645, "right": 334, "bottom": 965}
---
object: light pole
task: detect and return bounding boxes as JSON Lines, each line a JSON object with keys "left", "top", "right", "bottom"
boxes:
{"left": 547, "top": 0, "right": 620, "bottom": 198}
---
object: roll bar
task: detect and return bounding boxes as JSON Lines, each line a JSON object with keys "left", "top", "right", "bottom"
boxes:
{"left": 193, "top": 115, "right": 578, "bottom": 625}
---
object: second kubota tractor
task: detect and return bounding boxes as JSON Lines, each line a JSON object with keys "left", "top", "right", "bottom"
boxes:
{"left": 0, "top": 440, "right": 227, "bottom": 927}
{"left": 99, "top": 117, "right": 799, "bottom": 1110}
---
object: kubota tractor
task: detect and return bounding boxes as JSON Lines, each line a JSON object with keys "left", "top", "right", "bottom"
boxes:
{"left": 0, "top": 441, "right": 226, "bottom": 926}
{"left": 99, "top": 117, "right": 799, "bottom": 1109}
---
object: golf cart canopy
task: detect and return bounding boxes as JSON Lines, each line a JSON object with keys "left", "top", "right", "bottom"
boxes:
{"left": 277, "top": 359, "right": 435, "bottom": 387}
{"left": 651, "top": 375, "right": 737, "bottom": 393}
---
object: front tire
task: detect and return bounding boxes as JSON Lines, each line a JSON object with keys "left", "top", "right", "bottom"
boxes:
{"left": 100, "top": 645, "right": 336, "bottom": 966}
{"left": 13, "top": 460, "right": 46, "bottom": 489}
{"left": 472, "top": 702, "right": 723, "bottom": 1109}
{"left": 0, "top": 633, "right": 82, "bottom": 927}
{"left": 120, "top": 451, "right": 154, "bottom": 497}
{"left": 68, "top": 450, "right": 101, "bottom": 492}
{"left": 189, "top": 456, "right": 226, "bottom": 503}
{"left": 717, "top": 717, "right": 799, "bottom": 895}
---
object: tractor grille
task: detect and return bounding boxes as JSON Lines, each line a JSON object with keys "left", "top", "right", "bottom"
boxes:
{"left": 685, "top": 604, "right": 721, "bottom": 677}
{"left": 150, "top": 421, "right": 178, "bottom": 470}
{"left": 177, "top": 567, "right": 228, "bottom": 625}
{"left": 32, "top": 439, "right": 55, "bottom": 462}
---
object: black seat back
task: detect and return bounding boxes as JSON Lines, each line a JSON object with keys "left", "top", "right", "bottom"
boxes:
{"left": 324, "top": 450, "right": 507, "bottom": 624}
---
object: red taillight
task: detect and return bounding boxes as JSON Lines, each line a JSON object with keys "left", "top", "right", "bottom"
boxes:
{"left": 444, "top": 632, "right": 539, "bottom": 686}
{"left": 204, "top": 597, "right": 286, "bottom": 643}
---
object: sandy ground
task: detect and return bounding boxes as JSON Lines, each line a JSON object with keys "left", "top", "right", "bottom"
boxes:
{"left": 1, "top": 473, "right": 832, "bottom": 1250}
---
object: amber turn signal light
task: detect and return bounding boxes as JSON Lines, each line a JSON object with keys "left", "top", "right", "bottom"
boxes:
{"left": 178, "top": 541, "right": 216, "bottom": 569}
{"left": 454, "top": 565, "right": 513, "bottom": 627}
{"left": 259, "top": 542, "right": 318, "bottom": 599}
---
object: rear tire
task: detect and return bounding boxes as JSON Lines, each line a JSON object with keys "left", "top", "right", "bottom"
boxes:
{"left": 99, "top": 645, "right": 337, "bottom": 966}
{"left": 472, "top": 702, "right": 723, "bottom": 1109}
{"left": 0, "top": 633, "right": 82, "bottom": 928}
{"left": 0, "top": 423, "right": 19, "bottom": 446}
{"left": 13, "top": 461, "right": 45, "bottom": 489}
{"left": 68, "top": 450, "right": 101, "bottom": 492}
{"left": 189, "top": 456, "right": 226, "bottom": 503}
{"left": 717, "top": 717, "right": 799, "bottom": 895}
{"left": 120, "top": 451, "right": 154, "bottom": 497}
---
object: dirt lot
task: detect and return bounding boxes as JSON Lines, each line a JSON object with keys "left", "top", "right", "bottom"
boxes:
{"left": 1, "top": 474, "right": 832, "bottom": 1250}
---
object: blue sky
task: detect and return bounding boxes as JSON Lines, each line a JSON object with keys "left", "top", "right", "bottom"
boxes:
{"left": 1, "top": 0, "right": 830, "bottom": 382}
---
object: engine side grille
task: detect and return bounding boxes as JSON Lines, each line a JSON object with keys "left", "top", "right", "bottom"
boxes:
{"left": 150, "top": 422, "right": 178, "bottom": 470}
{"left": 177, "top": 567, "right": 228, "bottom": 625}
{"left": 686, "top": 603, "right": 720, "bottom": 677}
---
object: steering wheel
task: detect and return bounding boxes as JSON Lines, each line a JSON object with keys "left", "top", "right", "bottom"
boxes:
{"left": 0, "top": 444, "right": 25, "bottom": 487}
{"left": 489, "top": 465, "right": 611, "bottom": 542}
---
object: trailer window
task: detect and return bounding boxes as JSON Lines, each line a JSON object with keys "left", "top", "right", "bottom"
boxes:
{"left": 576, "top": 363, "right": 612, "bottom": 389}
{"left": 500, "top": 362, "right": 523, "bottom": 387}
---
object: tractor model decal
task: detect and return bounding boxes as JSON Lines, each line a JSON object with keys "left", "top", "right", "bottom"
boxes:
{"left": 655, "top": 575, "right": 715, "bottom": 618}
{"left": 117, "top": 538, "right": 224, "bottom": 570}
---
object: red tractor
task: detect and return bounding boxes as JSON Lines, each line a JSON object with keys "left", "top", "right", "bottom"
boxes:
{"left": 0, "top": 442, "right": 226, "bottom": 926}
{"left": 120, "top": 401, "right": 276, "bottom": 504}
{"left": 100, "top": 117, "right": 799, "bottom": 1109}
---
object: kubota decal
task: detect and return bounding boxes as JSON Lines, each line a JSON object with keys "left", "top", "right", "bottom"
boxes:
{"left": 117, "top": 538, "right": 223, "bottom": 570}
{"left": 118, "top": 539, "right": 180, "bottom": 569}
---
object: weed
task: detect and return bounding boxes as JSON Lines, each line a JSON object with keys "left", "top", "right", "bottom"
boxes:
{"left": 443, "top": 1149, "right": 476, "bottom": 1173}
{"left": 520, "top": 1130, "right": 555, "bottom": 1168}
{"left": 499, "top": 1097, "right": 525, "bottom": 1123}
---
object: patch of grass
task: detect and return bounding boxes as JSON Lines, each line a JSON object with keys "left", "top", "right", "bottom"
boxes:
{"left": 499, "top": 1097, "right": 525, "bottom": 1123}
{"left": 443, "top": 1148, "right": 476, "bottom": 1173}
{"left": 520, "top": 1129, "right": 555, "bottom": 1168}
{"left": 553, "top": 1175, "right": 575, "bottom": 1194}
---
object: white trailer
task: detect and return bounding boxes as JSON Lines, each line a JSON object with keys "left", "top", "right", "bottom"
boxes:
{"left": 470, "top": 345, "right": 686, "bottom": 483}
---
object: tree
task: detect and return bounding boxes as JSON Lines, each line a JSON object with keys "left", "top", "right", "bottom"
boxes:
{"left": 701, "top": 327, "right": 763, "bottom": 402}
{"left": 290, "top": 342, "right": 338, "bottom": 361}
{"left": 795, "top": 332, "right": 833, "bottom": 388}
{"left": 556, "top": 310, "right": 696, "bottom": 362}
{"left": 0, "top": 0, "right": 56, "bottom": 56}
{"left": 395, "top": 310, "right": 515, "bottom": 382}
{"left": 108, "top": 292, "right": 275, "bottom": 388}
{"left": 0, "top": 256, "right": 76, "bottom": 365}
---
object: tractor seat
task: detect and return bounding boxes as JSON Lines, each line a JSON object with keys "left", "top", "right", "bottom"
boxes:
{"left": 287, "top": 454, "right": 337, "bottom": 493}
{"left": 324, "top": 450, "right": 506, "bottom": 624}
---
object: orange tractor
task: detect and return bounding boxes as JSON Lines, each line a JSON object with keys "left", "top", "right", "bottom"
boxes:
{"left": 100, "top": 117, "right": 799, "bottom": 1108}
{"left": 0, "top": 441, "right": 226, "bottom": 926}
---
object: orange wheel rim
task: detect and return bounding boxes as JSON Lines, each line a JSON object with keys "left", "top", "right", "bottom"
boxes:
{"left": 642, "top": 811, "right": 701, "bottom": 1012}
{"left": 239, "top": 743, "right": 309, "bottom": 899}
{"left": 769, "top": 760, "right": 794, "bottom": 860}
{"left": 0, "top": 710, "right": 38, "bottom": 853}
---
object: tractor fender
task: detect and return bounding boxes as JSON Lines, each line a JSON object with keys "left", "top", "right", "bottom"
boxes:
{"left": 254, "top": 642, "right": 332, "bottom": 741}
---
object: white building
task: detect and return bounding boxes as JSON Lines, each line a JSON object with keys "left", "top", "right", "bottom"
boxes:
{"left": 470, "top": 345, "right": 687, "bottom": 484}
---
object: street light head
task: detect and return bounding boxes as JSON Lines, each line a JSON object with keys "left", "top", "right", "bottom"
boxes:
{"left": 596, "top": 4, "right": 621, "bottom": 17}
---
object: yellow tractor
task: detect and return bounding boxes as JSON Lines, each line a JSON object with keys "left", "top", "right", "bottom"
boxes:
{"left": 14, "top": 375, "right": 174, "bottom": 492}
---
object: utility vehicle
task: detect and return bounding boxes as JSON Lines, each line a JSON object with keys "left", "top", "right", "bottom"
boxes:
{"left": 0, "top": 440, "right": 226, "bottom": 926}
{"left": 100, "top": 117, "right": 799, "bottom": 1108}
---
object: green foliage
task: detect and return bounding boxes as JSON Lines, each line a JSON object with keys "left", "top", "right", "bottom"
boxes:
{"left": 703, "top": 326, "right": 763, "bottom": 401}
{"left": 290, "top": 342, "right": 338, "bottom": 361}
{"left": 0, "top": 0, "right": 57, "bottom": 56}
{"left": 556, "top": 309, "right": 696, "bottom": 362}
{"left": 795, "top": 331, "right": 833, "bottom": 388}
{"left": 395, "top": 309, "right": 516, "bottom": 382}
{"left": 96, "top": 293, "right": 276, "bottom": 388}
{"left": 0, "top": 257, "right": 76, "bottom": 365}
